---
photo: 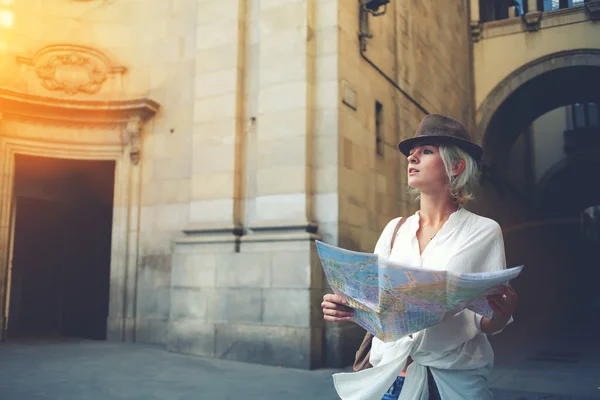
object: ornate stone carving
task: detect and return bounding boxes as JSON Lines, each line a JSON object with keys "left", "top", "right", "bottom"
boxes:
{"left": 586, "top": 0, "right": 600, "bottom": 21}
{"left": 123, "top": 116, "right": 142, "bottom": 165}
{"left": 521, "top": 12, "right": 543, "bottom": 32}
{"left": 470, "top": 21, "right": 483, "bottom": 42}
{"left": 17, "top": 44, "right": 126, "bottom": 96}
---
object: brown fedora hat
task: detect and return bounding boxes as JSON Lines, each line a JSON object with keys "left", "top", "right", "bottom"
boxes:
{"left": 398, "top": 114, "right": 483, "bottom": 162}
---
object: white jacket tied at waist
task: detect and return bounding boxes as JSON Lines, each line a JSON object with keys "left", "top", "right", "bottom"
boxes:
{"left": 333, "top": 309, "right": 496, "bottom": 399}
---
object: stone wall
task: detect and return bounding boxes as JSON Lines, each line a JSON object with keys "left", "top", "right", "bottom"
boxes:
{"left": 0, "top": 0, "right": 197, "bottom": 344}
{"left": 135, "top": 0, "right": 197, "bottom": 345}
{"left": 166, "top": 0, "right": 339, "bottom": 369}
{"left": 337, "top": 0, "right": 474, "bottom": 253}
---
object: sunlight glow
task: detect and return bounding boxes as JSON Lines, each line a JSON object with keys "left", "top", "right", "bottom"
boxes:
{"left": 0, "top": 9, "right": 13, "bottom": 28}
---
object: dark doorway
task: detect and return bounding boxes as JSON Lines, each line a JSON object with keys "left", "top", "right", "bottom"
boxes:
{"left": 7, "top": 155, "right": 115, "bottom": 340}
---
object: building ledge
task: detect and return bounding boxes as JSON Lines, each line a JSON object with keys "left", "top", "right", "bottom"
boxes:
{"left": 0, "top": 87, "right": 159, "bottom": 125}
{"left": 174, "top": 220, "right": 320, "bottom": 246}
{"left": 478, "top": 5, "right": 590, "bottom": 40}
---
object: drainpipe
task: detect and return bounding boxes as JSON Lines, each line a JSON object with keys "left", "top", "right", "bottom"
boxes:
{"left": 358, "top": 1, "right": 429, "bottom": 116}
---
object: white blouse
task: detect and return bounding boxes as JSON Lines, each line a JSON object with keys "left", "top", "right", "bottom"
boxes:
{"left": 332, "top": 208, "right": 513, "bottom": 400}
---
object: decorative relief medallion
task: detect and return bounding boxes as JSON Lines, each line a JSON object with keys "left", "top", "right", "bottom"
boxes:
{"left": 17, "top": 44, "right": 127, "bottom": 95}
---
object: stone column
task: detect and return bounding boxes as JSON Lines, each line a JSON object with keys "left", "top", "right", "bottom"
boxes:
{"left": 167, "top": 0, "right": 245, "bottom": 359}
{"left": 188, "top": 0, "right": 244, "bottom": 238}
{"left": 234, "top": 0, "right": 327, "bottom": 369}
{"left": 168, "top": 0, "right": 338, "bottom": 370}
{"left": 253, "top": 1, "right": 312, "bottom": 226}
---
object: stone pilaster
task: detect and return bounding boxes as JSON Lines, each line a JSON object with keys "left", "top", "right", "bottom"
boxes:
{"left": 167, "top": 224, "right": 238, "bottom": 358}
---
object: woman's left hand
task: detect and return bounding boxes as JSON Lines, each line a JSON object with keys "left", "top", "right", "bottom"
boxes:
{"left": 487, "top": 284, "right": 518, "bottom": 323}
{"left": 481, "top": 285, "right": 518, "bottom": 334}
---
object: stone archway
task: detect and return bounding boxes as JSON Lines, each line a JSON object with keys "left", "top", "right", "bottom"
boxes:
{"left": 477, "top": 49, "right": 600, "bottom": 164}
{"left": 475, "top": 49, "right": 600, "bottom": 358}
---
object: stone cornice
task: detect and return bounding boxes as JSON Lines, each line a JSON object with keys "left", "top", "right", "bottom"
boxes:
{"left": 477, "top": 5, "right": 589, "bottom": 40}
{"left": 175, "top": 222, "right": 239, "bottom": 245}
{"left": 242, "top": 220, "right": 320, "bottom": 243}
{"left": 0, "top": 87, "right": 159, "bottom": 125}
{"left": 175, "top": 220, "right": 321, "bottom": 245}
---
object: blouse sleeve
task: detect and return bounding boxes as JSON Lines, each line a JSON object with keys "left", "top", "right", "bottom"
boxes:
{"left": 373, "top": 217, "right": 403, "bottom": 258}
{"left": 447, "top": 219, "right": 513, "bottom": 335}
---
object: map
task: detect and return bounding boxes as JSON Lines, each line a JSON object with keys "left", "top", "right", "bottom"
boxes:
{"left": 316, "top": 241, "right": 523, "bottom": 342}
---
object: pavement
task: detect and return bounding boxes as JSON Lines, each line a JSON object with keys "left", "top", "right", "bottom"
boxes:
{"left": 0, "top": 337, "right": 599, "bottom": 400}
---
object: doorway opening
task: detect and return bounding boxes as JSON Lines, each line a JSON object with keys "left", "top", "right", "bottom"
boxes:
{"left": 480, "top": 61, "right": 600, "bottom": 363}
{"left": 7, "top": 154, "right": 115, "bottom": 340}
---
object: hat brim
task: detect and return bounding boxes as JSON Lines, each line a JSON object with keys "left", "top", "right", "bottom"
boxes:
{"left": 398, "top": 135, "right": 483, "bottom": 162}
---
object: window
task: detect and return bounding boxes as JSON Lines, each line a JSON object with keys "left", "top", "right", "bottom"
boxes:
{"left": 542, "top": 0, "right": 582, "bottom": 11}
{"left": 573, "top": 103, "right": 586, "bottom": 128}
{"left": 375, "top": 101, "right": 383, "bottom": 156}
{"left": 569, "top": 102, "right": 599, "bottom": 130}
{"left": 590, "top": 103, "right": 599, "bottom": 127}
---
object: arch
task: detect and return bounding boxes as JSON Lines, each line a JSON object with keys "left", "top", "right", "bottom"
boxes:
{"left": 534, "top": 151, "right": 600, "bottom": 217}
{"left": 477, "top": 49, "right": 600, "bottom": 163}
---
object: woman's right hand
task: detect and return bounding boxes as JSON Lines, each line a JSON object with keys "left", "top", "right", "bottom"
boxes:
{"left": 321, "top": 294, "right": 354, "bottom": 322}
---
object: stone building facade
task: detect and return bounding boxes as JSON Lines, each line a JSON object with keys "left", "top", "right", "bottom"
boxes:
{"left": 0, "top": 0, "right": 596, "bottom": 370}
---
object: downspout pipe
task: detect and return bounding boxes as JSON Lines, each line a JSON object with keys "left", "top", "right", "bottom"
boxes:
{"left": 359, "top": 44, "right": 430, "bottom": 116}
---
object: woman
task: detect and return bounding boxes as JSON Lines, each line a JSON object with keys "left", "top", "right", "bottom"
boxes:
{"left": 321, "top": 114, "right": 518, "bottom": 400}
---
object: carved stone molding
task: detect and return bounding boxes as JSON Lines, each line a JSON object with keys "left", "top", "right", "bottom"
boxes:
{"left": 521, "top": 12, "right": 543, "bottom": 32}
{"left": 470, "top": 21, "right": 483, "bottom": 42}
{"left": 586, "top": 0, "right": 600, "bottom": 21}
{"left": 17, "top": 44, "right": 126, "bottom": 96}
{"left": 0, "top": 87, "right": 158, "bottom": 125}
{"left": 123, "top": 116, "right": 142, "bottom": 165}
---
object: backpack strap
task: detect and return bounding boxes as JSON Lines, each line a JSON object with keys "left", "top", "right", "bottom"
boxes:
{"left": 353, "top": 216, "right": 407, "bottom": 372}
{"left": 390, "top": 217, "right": 407, "bottom": 250}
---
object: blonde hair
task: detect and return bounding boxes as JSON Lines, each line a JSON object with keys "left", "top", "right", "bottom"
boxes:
{"left": 407, "top": 144, "right": 480, "bottom": 205}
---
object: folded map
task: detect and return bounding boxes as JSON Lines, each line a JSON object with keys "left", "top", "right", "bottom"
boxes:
{"left": 315, "top": 240, "right": 523, "bottom": 342}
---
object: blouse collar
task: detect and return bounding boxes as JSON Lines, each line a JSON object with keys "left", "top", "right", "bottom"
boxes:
{"left": 410, "top": 207, "right": 470, "bottom": 257}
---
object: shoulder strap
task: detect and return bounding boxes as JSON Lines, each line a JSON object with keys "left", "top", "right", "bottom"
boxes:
{"left": 353, "top": 216, "right": 407, "bottom": 373}
{"left": 390, "top": 217, "right": 406, "bottom": 249}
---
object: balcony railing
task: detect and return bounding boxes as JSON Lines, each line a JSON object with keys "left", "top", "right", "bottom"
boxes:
{"left": 479, "top": 0, "right": 588, "bottom": 23}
